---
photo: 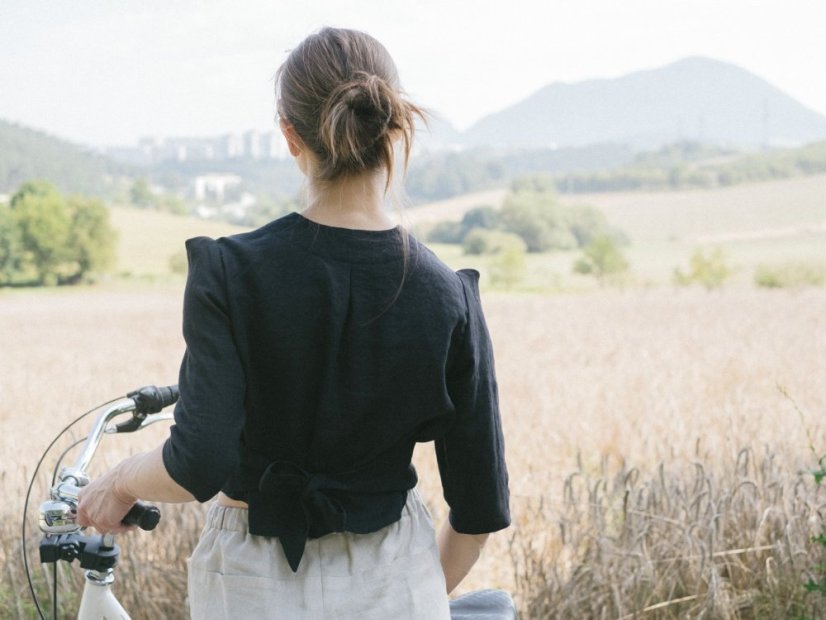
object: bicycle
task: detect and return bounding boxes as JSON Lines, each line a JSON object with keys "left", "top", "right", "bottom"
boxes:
{"left": 23, "top": 385, "right": 178, "bottom": 619}
{"left": 23, "top": 385, "right": 516, "bottom": 619}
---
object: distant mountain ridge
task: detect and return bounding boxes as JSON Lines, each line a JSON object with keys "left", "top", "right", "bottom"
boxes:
{"left": 434, "top": 57, "right": 826, "bottom": 150}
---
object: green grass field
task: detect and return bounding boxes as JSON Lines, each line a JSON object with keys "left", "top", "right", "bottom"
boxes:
{"left": 109, "top": 206, "right": 248, "bottom": 278}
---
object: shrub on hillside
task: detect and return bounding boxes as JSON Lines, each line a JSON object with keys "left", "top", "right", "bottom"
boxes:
{"left": 673, "top": 248, "right": 731, "bottom": 290}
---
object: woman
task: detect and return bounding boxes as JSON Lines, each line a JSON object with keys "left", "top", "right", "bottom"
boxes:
{"left": 77, "top": 27, "right": 509, "bottom": 619}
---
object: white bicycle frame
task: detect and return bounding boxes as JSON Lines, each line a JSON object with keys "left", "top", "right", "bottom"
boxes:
{"left": 77, "top": 570, "right": 130, "bottom": 620}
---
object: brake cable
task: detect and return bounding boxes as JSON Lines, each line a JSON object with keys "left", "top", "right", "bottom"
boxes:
{"left": 21, "top": 397, "right": 122, "bottom": 620}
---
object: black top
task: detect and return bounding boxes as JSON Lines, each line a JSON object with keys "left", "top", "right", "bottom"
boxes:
{"left": 162, "top": 211, "right": 510, "bottom": 571}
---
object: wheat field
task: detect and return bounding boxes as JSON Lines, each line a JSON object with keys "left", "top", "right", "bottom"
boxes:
{"left": 1, "top": 284, "right": 824, "bottom": 618}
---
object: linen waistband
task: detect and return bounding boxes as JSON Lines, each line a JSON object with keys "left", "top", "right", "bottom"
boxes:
{"left": 202, "top": 487, "right": 427, "bottom": 536}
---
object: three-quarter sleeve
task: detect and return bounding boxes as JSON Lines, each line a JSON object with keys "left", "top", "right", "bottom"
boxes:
{"left": 435, "top": 269, "right": 510, "bottom": 534}
{"left": 162, "top": 237, "right": 247, "bottom": 502}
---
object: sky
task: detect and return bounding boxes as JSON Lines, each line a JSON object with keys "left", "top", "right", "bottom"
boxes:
{"left": 2, "top": 0, "right": 825, "bottom": 148}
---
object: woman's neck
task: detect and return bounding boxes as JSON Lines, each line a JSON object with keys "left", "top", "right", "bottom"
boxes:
{"left": 302, "top": 171, "right": 396, "bottom": 231}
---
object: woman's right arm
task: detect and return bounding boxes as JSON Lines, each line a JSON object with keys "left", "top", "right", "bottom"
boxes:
{"left": 435, "top": 270, "right": 510, "bottom": 592}
{"left": 438, "top": 521, "right": 490, "bottom": 594}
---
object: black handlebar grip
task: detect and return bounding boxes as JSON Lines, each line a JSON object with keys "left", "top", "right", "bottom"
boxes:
{"left": 122, "top": 502, "right": 161, "bottom": 531}
{"left": 128, "top": 385, "right": 180, "bottom": 415}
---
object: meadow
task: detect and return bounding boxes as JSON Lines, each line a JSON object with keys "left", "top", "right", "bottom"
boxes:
{"left": 1, "top": 176, "right": 825, "bottom": 618}
{"left": 409, "top": 174, "right": 826, "bottom": 289}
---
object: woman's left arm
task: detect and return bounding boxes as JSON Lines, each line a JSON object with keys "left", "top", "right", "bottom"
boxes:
{"left": 78, "top": 237, "right": 244, "bottom": 534}
{"left": 77, "top": 445, "right": 194, "bottom": 534}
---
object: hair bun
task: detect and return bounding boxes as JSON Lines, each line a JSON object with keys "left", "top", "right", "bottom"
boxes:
{"left": 320, "top": 72, "right": 399, "bottom": 167}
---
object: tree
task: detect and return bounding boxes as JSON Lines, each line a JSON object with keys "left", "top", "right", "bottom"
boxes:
{"left": 500, "top": 190, "right": 576, "bottom": 252}
{"left": 66, "top": 196, "right": 117, "bottom": 280}
{"left": 10, "top": 181, "right": 71, "bottom": 284}
{"left": 461, "top": 205, "right": 501, "bottom": 231}
{"left": 566, "top": 204, "right": 629, "bottom": 247}
{"left": 573, "top": 236, "right": 629, "bottom": 284}
{"left": 0, "top": 205, "right": 23, "bottom": 284}
{"left": 2, "top": 181, "right": 118, "bottom": 286}
{"left": 130, "top": 177, "right": 154, "bottom": 208}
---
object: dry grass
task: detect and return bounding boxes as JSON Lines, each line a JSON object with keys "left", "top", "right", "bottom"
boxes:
{"left": 1, "top": 285, "right": 825, "bottom": 618}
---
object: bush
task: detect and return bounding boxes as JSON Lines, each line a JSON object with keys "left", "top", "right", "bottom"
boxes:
{"left": 573, "top": 236, "right": 629, "bottom": 284}
{"left": 489, "top": 244, "right": 527, "bottom": 290}
{"left": 674, "top": 248, "right": 731, "bottom": 290}
{"left": 754, "top": 262, "right": 826, "bottom": 288}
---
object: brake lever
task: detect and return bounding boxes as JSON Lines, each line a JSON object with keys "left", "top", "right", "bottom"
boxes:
{"left": 108, "top": 412, "right": 173, "bottom": 434}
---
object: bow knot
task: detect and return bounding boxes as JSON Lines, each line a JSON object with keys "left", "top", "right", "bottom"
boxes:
{"left": 256, "top": 461, "right": 348, "bottom": 571}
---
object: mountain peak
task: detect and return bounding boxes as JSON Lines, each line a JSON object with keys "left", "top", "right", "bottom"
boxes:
{"left": 462, "top": 57, "right": 826, "bottom": 149}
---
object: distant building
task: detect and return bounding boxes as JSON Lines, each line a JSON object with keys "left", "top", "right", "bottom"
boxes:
{"left": 106, "top": 130, "right": 289, "bottom": 165}
{"left": 193, "top": 173, "right": 243, "bottom": 202}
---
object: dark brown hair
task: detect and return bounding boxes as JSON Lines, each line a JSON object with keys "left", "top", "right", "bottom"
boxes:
{"left": 275, "top": 27, "right": 425, "bottom": 189}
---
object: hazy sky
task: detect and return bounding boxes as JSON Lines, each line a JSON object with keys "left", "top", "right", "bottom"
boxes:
{"left": 2, "top": 0, "right": 825, "bottom": 148}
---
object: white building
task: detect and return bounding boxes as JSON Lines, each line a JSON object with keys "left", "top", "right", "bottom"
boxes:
{"left": 193, "top": 173, "right": 243, "bottom": 202}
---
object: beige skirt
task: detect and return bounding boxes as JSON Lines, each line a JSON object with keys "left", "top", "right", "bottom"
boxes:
{"left": 187, "top": 488, "right": 451, "bottom": 619}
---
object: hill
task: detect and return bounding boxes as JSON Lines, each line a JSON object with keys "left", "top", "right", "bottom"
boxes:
{"left": 0, "top": 119, "right": 134, "bottom": 197}
{"left": 460, "top": 57, "right": 826, "bottom": 150}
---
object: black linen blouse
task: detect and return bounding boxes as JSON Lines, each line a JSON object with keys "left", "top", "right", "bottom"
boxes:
{"left": 162, "top": 212, "right": 509, "bottom": 570}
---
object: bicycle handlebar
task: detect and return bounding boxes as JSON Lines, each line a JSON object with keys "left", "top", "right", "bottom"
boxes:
{"left": 122, "top": 502, "right": 161, "bottom": 530}
{"left": 41, "top": 385, "right": 179, "bottom": 535}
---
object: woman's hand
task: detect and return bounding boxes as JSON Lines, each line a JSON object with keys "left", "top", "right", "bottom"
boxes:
{"left": 76, "top": 461, "right": 138, "bottom": 534}
{"left": 76, "top": 446, "right": 196, "bottom": 534}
